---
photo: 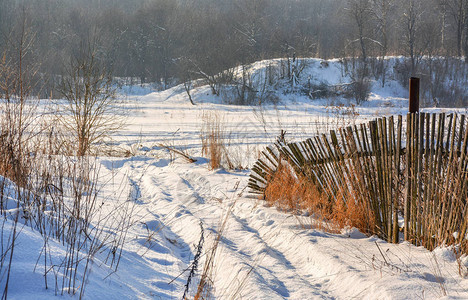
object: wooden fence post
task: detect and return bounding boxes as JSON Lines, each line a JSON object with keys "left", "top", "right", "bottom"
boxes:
{"left": 409, "top": 77, "right": 420, "bottom": 113}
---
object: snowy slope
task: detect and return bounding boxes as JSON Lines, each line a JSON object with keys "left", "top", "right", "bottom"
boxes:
{"left": 8, "top": 157, "right": 468, "bottom": 299}
{"left": 5, "top": 58, "right": 468, "bottom": 299}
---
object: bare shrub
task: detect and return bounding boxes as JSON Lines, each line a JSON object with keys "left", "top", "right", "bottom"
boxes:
{"left": 0, "top": 15, "right": 42, "bottom": 297}
{"left": 24, "top": 153, "right": 136, "bottom": 298}
{"left": 418, "top": 57, "right": 468, "bottom": 108}
{"left": 325, "top": 104, "right": 360, "bottom": 128}
{"left": 234, "top": 65, "right": 256, "bottom": 105}
{"left": 0, "top": 138, "right": 134, "bottom": 299}
{"left": 220, "top": 64, "right": 281, "bottom": 106}
{"left": 0, "top": 16, "right": 134, "bottom": 300}
{"left": 0, "top": 29, "right": 38, "bottom": 184}
{"left": 58, "top": 40, "right": 122, "bottom": 157}
{"left": 307, "top": 81, "right": 333, "bottom": 99}
{"left": 393, "top": 59, "right": 412, "bottom": 88}
{"left": 347, "top": 66, "right": 371, "bottom": 104}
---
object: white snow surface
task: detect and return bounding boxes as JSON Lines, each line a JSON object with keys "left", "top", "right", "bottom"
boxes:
{"left": 6, "top": 58, "right": 468, "bottom": 299}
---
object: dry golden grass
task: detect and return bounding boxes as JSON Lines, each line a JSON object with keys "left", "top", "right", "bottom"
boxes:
{"left": 264, "top": 160, "right": 376, "bottom": 235}
{"left": 265, "top": 162, "right": 328, "bottom": 214}
{"left": 200, "top": 112, "right": 234, "bottom": 170}
{"left": 0, "top": 134, "right": 11, "bottom": 177}
{"left": 0, "top": 129, "right": 31, "bottom": 186}
{"left": 331, "top": 191, "right": 376, "bottom": 235}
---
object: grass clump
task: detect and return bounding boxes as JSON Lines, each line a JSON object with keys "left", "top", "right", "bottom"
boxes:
{"left": 264, "top": 160, "right": 375, "bottom": 234}
{"left": 200, "top": 112, "right": 234, "bottom": 170}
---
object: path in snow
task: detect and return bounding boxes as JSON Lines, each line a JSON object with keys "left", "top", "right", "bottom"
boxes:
{"left": 101, "top": 157, "right": 467, "bottom": 299}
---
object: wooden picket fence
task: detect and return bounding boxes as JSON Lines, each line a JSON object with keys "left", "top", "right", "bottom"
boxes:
{"left": 249, "top": 113, "right": 468, "bottom": 250}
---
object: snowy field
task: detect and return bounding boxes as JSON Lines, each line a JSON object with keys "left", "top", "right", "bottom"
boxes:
{"left": 5, "top": 59, "right": 468, "bottom": 299}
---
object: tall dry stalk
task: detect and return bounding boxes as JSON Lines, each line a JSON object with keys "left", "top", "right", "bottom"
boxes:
{"left": 194, "top": 203, "right": 234, "bottom": 300}
{"left": 0, "top": 13, "right": 42, "bottom": 298}
{"left": 200, "top": 112, "right": 233, "bottom": 170}
{"left": 0, "top": 46, "right": 133, "bottom": 300}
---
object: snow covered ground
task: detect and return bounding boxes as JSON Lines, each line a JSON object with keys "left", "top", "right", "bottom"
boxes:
{"left": 5, "top": 59, "right": 468, "bottom": 299}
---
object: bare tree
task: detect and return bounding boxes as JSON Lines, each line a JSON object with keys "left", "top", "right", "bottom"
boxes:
{"left": 347, "top": 0, "right": 372, "bottom": 63}
{"left": 176, "top": 57, "right": 196, "bottom": 105}
{"left": 439, "top": 0, "right": 467, "bottom": 57}
{"left": 59, "top": 40, "right": 121, "bottom": 156}
{"left": 2, "top": 0, "right": 468, "bottom": 100}
{"left": 464, "top": 1, "right": 468, "bottom": 59}
{"left": 371, "top": 0, "right": 394, "bottom": 86}
{"left": 401, "top": 0, "right": 424, "bottom": 76}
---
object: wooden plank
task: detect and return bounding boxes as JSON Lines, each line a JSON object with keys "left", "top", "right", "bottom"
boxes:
{"left": 361, "top": 122, "right": 380, "bottom": 226}
{"left": 312, "top": 136, "right": 339, "bottom": 196}
{"left": 426, "top": 113, "right": 437, "bottom": 249}
{"left": 422, "top": 113, "right": 432, "bottom": 247}
{"left": 441, "top": 114, "right": 460, "bottom": 243}
{"left": 386, "top": 116, "right": 395, "bottom": 242}
{"left": 457, "top": 115, "right": 465, "bottom": 155}
{"left": 323, "top": 131, "right": 348, "bottom": 202}
{"left": 405, "top": 113, "right": 412, "bottom": 240}
{"left": 416, "top": 112, "right": 424, "bottom": 242}
{"left": 393, "top": 115, "right": 403, "bottom": 243}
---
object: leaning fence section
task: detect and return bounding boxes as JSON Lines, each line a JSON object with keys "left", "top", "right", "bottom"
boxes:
{"left": 249, "top": 113, "right": 468, "bottom": 251}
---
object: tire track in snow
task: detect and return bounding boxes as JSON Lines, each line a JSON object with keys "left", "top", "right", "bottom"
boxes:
{"left": 116, "top": 159, "right": 458, "bottom": 300}
{"left": 134, "top": 162, "right": 339, "bottom": 299}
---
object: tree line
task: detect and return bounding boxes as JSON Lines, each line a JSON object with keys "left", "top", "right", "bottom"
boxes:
{"left": 1, "top": 0, "right": 468, "bottom": 100}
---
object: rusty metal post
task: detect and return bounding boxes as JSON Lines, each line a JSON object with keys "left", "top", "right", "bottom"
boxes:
{"left": 409, "top": 77, "right": 420, "bottom": 113}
